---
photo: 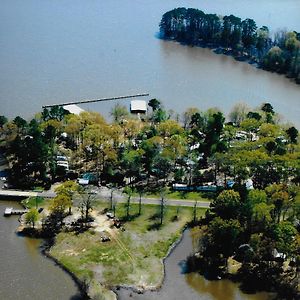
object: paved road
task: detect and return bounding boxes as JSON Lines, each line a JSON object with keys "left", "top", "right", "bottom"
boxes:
{"left": 2, "top": 186, "right": 211, "bottom": 209}
{"left": 114, "top": 197, "right": 210, "bottom": 208}
{"left": 93, "top": 187, "right": 211, "bottom": 208}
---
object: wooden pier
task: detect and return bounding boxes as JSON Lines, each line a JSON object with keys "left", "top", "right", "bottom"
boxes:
{"left": 0, "top": 190, "right": 39, "bottom": 198}
{"left": 4, "top": 207, "right": 28, "bottom": 216}
{"left": 42, "top": 93, "right": 149, "bottom": 108}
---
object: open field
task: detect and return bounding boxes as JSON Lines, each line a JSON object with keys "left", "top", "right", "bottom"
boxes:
{"left": 49, "top": 201, "right": 206, "bottom": 299}
{"left": 132, "top": 189, "right": 213, "bottom": 202}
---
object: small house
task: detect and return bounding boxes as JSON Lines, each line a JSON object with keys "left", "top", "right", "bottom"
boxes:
{"left": 63, "top": 104, "right": 85, "bottom": 115}
{"left": 130, "top": 100, "right": 147, "bottom": 115}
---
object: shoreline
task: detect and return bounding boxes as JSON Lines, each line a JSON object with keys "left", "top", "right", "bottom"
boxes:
{"left": 16, "top": 219, "right": 189, "bottom": 300}
{"left": 160, "top": 37, "right": 300, "bottom": 85}
{"left": 14, "top": 217, "right": 276, "bottom": 300}
{"left": 15, "top": 212, "right": 191, "bottom": 300}
{"left": 14, "top": 219, "right": 89, "bottom": 299}
{"left": 114, "top": 225, "right": 188, "bottom": 299}
{"left": 42, "top": 241, "right": 90, "bottom": 300}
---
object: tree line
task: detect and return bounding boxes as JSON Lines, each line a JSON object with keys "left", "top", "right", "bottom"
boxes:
{"left": 1, "top": 99, "right": 299, "bottom": 296}
{"left": 187, "top": 185, "right": 300, "bottom": 299}
{"left": 159, "top": 8, "right": 300, "bottom": 83}
{"left": 0, "top": 101, "right": 299, "bottom": 191}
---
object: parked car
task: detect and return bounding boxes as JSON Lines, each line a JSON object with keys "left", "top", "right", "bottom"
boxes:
{"left": 106, "top": 212, "right": 114, "bottom": 219}
{"left": 100, "top": 235, "right": 111, "bottom": 242}
{"left": 77, "top": 172, "right": 99, "bottom": 185}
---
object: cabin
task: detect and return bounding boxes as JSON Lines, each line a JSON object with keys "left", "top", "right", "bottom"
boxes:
{"left": 63, "top": 104, "right": 85, "bottom": 115}
{"left": 130, "top": 100, "right": 147, "bottom": 115}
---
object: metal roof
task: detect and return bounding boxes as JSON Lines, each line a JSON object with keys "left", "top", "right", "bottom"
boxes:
{"left": 130, "top": 100, "right": 147, "bottom": 112}
{"left": 63, "top": 104, "right": 85, "bottom": 115}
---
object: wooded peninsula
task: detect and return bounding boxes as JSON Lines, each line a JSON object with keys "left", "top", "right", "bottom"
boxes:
{"left": 159, "top": 8, "right": 300, "bottom": 84}
{"left": 0, "top": 100, "right": 299, "bottom": 299}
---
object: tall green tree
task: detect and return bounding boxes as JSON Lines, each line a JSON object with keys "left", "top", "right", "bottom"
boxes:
{"left": 0, "top": 115, "right": 8, "bottom": 128}
{"left": 123, "top": 186, "right": 134, "bottom": 219}
{"left": 110, "top": 103, "right": 129, "bottom": 123}
{"left": 25, "top": 208, "right": 39, "bottom": 229}
{"left": 148, "top": 98, "right": 161, "bottom": 111}
{"left": 78, "top": 189, "right": 96, "bottom": 223}
{"left": 286, "top": 126, "right": 298, "bottom": 144}
{"left": 241, "top": 18, "right": 257, "bottom": 51}
{"left": 211, "top": 190, "right": 241, "bottom": 219}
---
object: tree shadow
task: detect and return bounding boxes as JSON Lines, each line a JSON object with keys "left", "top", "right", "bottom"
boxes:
{"left": 171, "top": 215, "right": 179, "bottom": 222}
{"left": 119, "top": 212, "right": 140, "bottom": 222}
{"left": 70, "top": 219, "right": 92, "bottom": 235}
{"left": 147, "top": 222, "right": 162, "bottom": 231}
{"left": 178, "top": 259, "right": 189, "bottom": 274}
{"left": 69, "top": 293, "right": 87, "bottom": 300}
{"left": 179, "top": 191, "right": 188, "bottom": 199}
{"left": 148, "top": 212, "right": 160, "bottom": 221}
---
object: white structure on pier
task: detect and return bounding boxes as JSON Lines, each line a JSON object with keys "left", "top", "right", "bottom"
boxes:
{"left": 130, "top": 100, "right": 147, "bottom": 114}
{"left": 63, "top": 104, "right": 85, "bottom": 115}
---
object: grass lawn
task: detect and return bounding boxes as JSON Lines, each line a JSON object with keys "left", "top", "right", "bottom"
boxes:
{"left": 22, "top": 196, "right": 47, "bottom": 209}
{"left": 133, "top": 188, "right": 212, "bottom": 202}
{"left": 49, "top": 201, "right": 206, "bottom": 299}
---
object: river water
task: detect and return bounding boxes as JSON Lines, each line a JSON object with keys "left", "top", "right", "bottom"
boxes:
{"left": 0, "top": 1, "right": 299, "bottom": 299}
{"left": 1, "top": 0, "right": 300, "bottom": 127}
{"left": 117, "top": 230, "right": 272, "bottom": 300}
{"left": 0, "top": 200, "right": 81, "bottom": 300}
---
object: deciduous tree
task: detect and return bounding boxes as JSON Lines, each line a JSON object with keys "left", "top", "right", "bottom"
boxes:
{"left": 25, "top": 208, "right": 39, "bottom": 229}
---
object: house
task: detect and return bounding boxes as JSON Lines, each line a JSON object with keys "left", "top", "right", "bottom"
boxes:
{"left": 130, "top": 100, "right": 147, "bottom": 114}
{"left": 63, "top": 104, "right": 85, "bottom": 115}
{"left": 245, "top": 179, "right": 254, "bottom": 190}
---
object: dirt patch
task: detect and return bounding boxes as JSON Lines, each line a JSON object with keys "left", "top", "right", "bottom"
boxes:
{"left": 91, "top": 211, "right": 115, "bottom": 235}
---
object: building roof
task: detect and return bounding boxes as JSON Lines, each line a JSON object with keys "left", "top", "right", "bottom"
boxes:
{"left": 63, "top": 104, "right": 85, "bottom": 115}
{"left": 130, "top": 100, "right": 147, "bottom": 112}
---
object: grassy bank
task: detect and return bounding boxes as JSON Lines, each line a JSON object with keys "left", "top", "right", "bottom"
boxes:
{"left": 49, "top": 201, "right": 206, "bottom": 299}
{"left": 132, "top": 189, "right": 212, "bottom": 201}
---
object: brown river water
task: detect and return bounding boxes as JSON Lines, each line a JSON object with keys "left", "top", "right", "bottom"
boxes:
{"left": 0, "top": 200, "right": 272, "bottom": 300}
{"left": 0, "top": 200, "right": 81, "bottom": 300}
{"left": 1, "top": 0, "right": 300, "bottom": 127}
{"left": 117, "top": 230, "right": 272, "bottom": 300}
{"left": 0, "top": 0, "right": 299, "bottom": 299}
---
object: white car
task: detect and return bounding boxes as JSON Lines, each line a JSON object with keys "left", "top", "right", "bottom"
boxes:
{"left": 78, "top": 178, "right": 89, "bottom": 185}
{"left": 57, "top": 161, "right": 69, "bottom": 170}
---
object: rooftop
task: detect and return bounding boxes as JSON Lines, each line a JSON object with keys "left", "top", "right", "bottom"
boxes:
{"left": 63, "top": 104, "right": 85, "bottom": 115}
{"left": 130, "top": 100, "right": 147, "bottom": 113}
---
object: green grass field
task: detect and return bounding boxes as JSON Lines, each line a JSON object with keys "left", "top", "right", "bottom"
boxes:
{"left": 50, "top": 201, "right": 206, "bottom": 299}
{"left": 22, "top": 196, "right": 46, "bottom": 209}
{"left": 132, "top": 188, "right": 212, "bottom": 201}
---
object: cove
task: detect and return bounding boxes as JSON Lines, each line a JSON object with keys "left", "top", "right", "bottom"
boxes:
{"left": 117, "top": 229, "right": 272, "bottom": 300}
{"left": 0, "top": 200, "right": 81, "bottom": 300}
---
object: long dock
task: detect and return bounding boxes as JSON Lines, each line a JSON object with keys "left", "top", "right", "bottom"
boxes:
{"left": 4, "top": 207, "right": 29, "bottom": 216}
{"left": 0, "top": 190, "right": 39, "bottom": 198}
{"left": 42, "top": 93, "right": 149, "bottom": 108}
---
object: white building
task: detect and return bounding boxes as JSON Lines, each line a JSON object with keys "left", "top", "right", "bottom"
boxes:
{"left": 63, "top": 104, "right": 85, "bottom": 115}
{"left": 130, "top": 100, "right": 147, "bottom": 114}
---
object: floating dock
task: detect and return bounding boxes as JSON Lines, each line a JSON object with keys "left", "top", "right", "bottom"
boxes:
{"left": 4, "top": 207, "right": 28, "bottom": 216}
